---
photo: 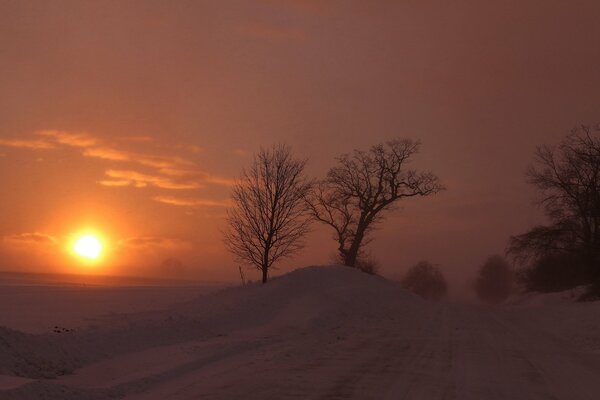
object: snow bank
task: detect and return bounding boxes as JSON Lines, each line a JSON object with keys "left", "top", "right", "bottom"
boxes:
{"left": 506, "top": 285, "right": 590, "bottom": 306}
{"left": 177, "top": 266, "right": 419, "bottom": 332}
{"left": 0, "top": 266, "right": 419, "bottom": 380}
{"left": 505, "top": 290, "right": 600, "bottom": 355}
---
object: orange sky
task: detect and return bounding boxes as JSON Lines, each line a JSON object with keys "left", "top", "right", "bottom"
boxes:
{"left": 1, "top": 1, "right": 600, "bottom": 285}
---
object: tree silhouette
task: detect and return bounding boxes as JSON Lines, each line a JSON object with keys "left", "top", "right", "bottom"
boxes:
{"left": 508, "top": 126, "right": 600, "bottom": 291}
{"left": 306, "top": 139, "right": 443, "bottom": 268}
{"left": 475, "top": 255, "right": 512, "bottom": 304}
{"left": 224, "top": 145, "right": 312, "bottom": 283}
{"left": 401, "top": 261, "right": 447, "bottom": 301}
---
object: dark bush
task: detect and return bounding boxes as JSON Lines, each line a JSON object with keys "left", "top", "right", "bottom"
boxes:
{"left": 401, "top": 261, "right": 447, "bottom": 301}
{"left": 355, "top": 257, "right": 380, "bottom": 275}
{"left": 517, "top": 252, "right": 590, "bottom": 293}
{"left": 475, "top": 255, "right": 512, "bottom": 304}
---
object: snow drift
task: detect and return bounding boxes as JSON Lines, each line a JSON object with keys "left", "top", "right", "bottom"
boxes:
{"left": 0, "top": 266, "right": 419, "bottom": 380}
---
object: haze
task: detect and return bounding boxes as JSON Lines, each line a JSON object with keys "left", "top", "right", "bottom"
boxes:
{"left": 1, "top": 0, "right": 599, "bottom": 288}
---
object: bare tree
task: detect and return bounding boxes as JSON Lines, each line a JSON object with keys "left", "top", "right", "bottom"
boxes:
{"left": 306, "top": 139, "right": 443, "bottom": 268}
{"left": 224, "top": 145, "right": 312, "bottom": 283}
{"left": 508, "top": 126, "right": 600, "bottom": 289}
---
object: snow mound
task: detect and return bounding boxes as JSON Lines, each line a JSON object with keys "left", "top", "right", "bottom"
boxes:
{"left": 506, "top": 285, "right": 590, "bottom": 306}
{"left": 173, "top": 265, "right": 421, "bottom": 336}
{"left": 0, "top": 266, "right": 419, "bottom": 380}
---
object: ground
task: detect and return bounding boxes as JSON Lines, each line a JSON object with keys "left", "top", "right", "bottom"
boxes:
{"left": 1, "top": 266, "right": 600, "bottom": 399}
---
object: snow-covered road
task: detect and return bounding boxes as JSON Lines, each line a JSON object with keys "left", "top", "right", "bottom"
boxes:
{"left": 120, "top": 306, "right": 600, "bottom": 399}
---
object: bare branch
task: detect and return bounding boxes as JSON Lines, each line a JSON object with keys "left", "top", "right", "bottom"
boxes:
{"left": 508, "top": 126, "right": 600, "bottom": 269}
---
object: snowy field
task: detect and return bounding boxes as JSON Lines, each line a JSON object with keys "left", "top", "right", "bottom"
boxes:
{"left": 0, "top": 272, "right": 223, "bottom": 334}
{"left": 1, "top": 266, "right": 600, "bottom": 399}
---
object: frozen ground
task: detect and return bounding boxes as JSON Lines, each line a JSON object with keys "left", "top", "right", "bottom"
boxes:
{"left": 1, "top": 266, "right": 600, "bottom": 399}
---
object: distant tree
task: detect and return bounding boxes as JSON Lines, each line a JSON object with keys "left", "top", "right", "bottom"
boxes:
{"left": 508, "top": 126, "right": 600, "bottom": 292}
{"left": 160, "top": 257, "right": 186, "bottom": 276}
{"left": 306, "top": 139, "right": 443, "bottom": 270}
{"left": 224, "top": 145, "right": 312, "bottom": 284}
{"left": 401, "top": 261, "right": 447, "bottom": 300}
{"left": 475, "top": 255, "right": 512, "bottom": 304}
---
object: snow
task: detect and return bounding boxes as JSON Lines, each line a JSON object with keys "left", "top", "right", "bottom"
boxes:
{"left": 505, "top": 285, "right": 590, "bottom": 306}
{"left": 1, "top": 266, "right": 600, "bottom": 399}
{"left": 0, "top": 285, "right": 219, "bottom": 334}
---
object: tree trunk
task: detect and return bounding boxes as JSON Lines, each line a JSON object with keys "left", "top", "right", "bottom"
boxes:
{"left": 343, "top": 225, "right": 366, "bottom": 267}
{"left": 344, "top": 248, "right": 358, "bottom": 267}
{"left": 261, "top": 266, "right": 268, "bottom": 283}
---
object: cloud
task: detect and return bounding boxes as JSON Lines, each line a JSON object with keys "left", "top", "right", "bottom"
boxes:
{"left": 36, "top": 130, "right": 98, "bottom": 147}
{"left": 153, "top": 195, "right": 230, "bottom": 207}
{"left": 97, "top": 180, "right": 133, "bottom": 187}
{"left": 205, "top": 176, "right": 236, "bottom": 187}
{"left": 3, "top": 232, "right": 58, "bottom": 246}
{"left": 3, "top": 130, "right": 236, "bottom": 207}
{"left": 183, "top": 144, "right": 204, "bottom": 153}
{"left": 105, "top": 169, "right": 203, "bottom": 190}
{"left": 119, "top": 236, "right": 191, "bottom": 249}
{"left": 118, "top": 135, "right": 155, "bottom": 143}
{"left": 0, "top": 130, "right": 95, "bottom": 151}
{"left": 83, "top": 147, "right": 195, "bottom": 169}
{"left": 0, "top": 138, "right": 55, "bottom": 150}
{"left": 158, "top": 168, "right": 235, "bottom": 187}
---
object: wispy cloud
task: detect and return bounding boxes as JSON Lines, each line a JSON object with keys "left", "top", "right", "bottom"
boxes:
{"left": 3, "top": 232, "right": 58, "bottom": 246}
{"left": 36, "top": 130, "right": 98, "bottom": 147}
{"left": 205, "top": 176, "right": 236, "bottom": 187}
{"left": 154, "top": 195, "right": 230, "bottom": 207}
{"left": 118, "top": 135, "right": 155, "bottom": 143}
{"left": 105, "top": 169, "right": 203, "bottom": 190}
{"left": 97, "top": 180, "right": 134, "bottom": 187}
{"left": 119, "top": 236, "right": 191, "bottom": 249}
{"left": 2, "top": 129, "right": 235, "bottom": 208}
{"left": 0, "top": 138, "right": 55, "bottom": 150}
{"left": 83, "top": 147, "right": 195, "bottom": 169}
{"left": 158, "top": 168, "right": 235, "bottom": 187}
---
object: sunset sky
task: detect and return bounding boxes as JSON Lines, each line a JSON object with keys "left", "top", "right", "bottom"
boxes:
{"left": 1, "top": 1, "right": 599, "bottom": 284}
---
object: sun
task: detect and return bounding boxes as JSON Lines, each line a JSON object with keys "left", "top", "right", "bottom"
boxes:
{"left": 73, "top": 235, "right": 103, "bottom": 260}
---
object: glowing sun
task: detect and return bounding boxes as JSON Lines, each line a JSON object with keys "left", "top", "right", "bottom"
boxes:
{"left": 73, "top": 235, "right": 103, "bottom": 260}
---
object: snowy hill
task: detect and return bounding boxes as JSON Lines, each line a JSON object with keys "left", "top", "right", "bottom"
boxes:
{"left": 0, "top": 266, "right": 419, "bottom": 379}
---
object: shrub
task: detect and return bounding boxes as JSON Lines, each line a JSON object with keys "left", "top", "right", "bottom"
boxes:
{"left": 517, "top": 252, "right": 590, "bottom": 293}
{"left": 401, "top": 261, "right": 447, "bottom": 301}
{"left": 355, "top": 257, "right": 380, "bottom": 275}
{"left": 475, "top": 255, "right": 512, "bottom": 304}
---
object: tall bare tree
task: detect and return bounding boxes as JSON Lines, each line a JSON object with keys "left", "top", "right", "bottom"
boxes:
{"left": 224, "top": 145, "right": 312, "bottom": 283}
{"left": 306, "top": 139, "right": 443, "bottom": 268}
{"left": 508, "top": 125, "right": 600, "bottom": 287}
